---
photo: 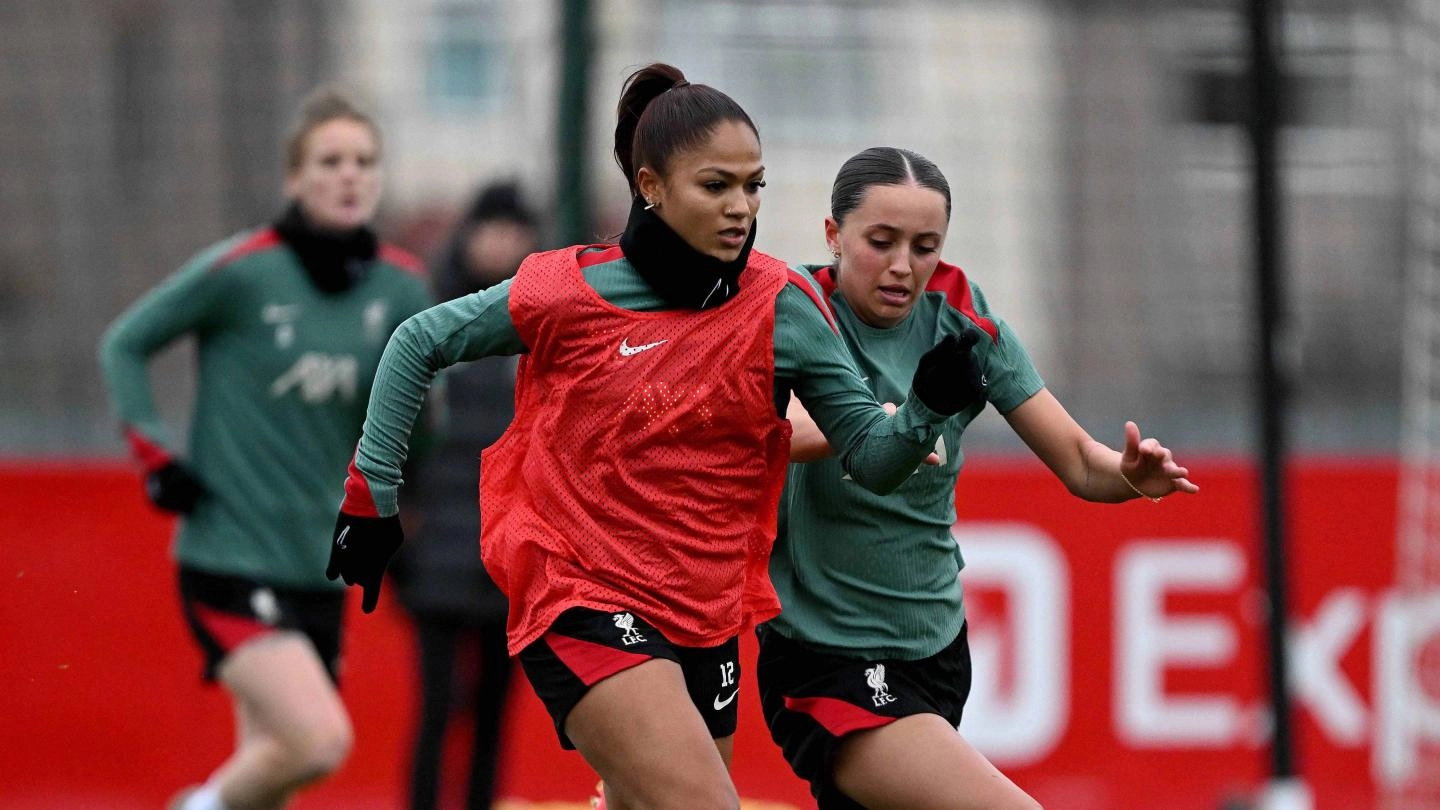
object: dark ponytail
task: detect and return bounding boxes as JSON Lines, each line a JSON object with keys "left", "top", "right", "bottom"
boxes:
{"left": 831, "top": 147, "right": 952, "bottom": 226}
{"left": 613, "top": 63, "right": 758, "bottom": 198}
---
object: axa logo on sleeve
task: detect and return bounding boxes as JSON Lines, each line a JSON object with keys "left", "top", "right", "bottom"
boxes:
{"left": 951, "top": 522, "right": 1440, "bottom": 790}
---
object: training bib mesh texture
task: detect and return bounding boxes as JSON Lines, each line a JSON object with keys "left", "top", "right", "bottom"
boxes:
{"left": 481, "top": 245, "right": 792, "bottom": 653}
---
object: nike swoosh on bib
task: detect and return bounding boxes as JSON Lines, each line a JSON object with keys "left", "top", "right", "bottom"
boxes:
{"left": 618, "top": 337, "right": 668, "bottom": 357}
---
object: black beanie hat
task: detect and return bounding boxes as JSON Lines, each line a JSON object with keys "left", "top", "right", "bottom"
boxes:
{"left": 466, "top": 181, "right": 537, "bottom": 228}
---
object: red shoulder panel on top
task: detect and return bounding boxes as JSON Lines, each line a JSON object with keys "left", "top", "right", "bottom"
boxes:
{"left": 576, "top": 244, "right": 624, "bottom": 269}
{"left": 378, "top": 243, "right": 425, "bottom": 277}
{"left": 786, "top": 268, "right": 838, "bottom": 334}
{"left": 928, "top": 261, "right": 998, "bottom": 343}
{"left": 811, "top": 264, "right": 838, "bottom": 301}
{"left": 214, "top": 228, "right": 282, "bottom": 270}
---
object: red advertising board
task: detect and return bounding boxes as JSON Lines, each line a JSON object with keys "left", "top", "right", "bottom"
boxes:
{"left": 953, "top": 459, "right": 1400, "bottom": 809}
{"left": 0, "top": 459, "right": 1416, "bottom": 808}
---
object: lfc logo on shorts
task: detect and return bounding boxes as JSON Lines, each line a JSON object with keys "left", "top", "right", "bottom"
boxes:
{"left": 865, "top": 663, "right": 897, "bottom": 707}
{"left": 250, "top": 587, "right": 280, "bottom": 626}
{"left": 613, "top": 612, "right": 647, "bottom": 646}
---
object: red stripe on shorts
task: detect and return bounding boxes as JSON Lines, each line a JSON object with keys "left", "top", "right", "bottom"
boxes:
{"left": 783, "top": 695, "right": 896, "bottom": 736}
{"left": 193, "top": 603, "right": 271, "bottom": 652}
{"left": 544, "top": 631, "right": 652, "bottom": 687}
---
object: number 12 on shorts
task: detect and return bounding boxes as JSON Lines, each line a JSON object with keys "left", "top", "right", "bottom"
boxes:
{"left": 719, "top": 661, "right": 736, "bottom": 687}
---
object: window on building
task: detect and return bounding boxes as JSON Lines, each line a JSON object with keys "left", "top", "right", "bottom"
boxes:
{"left": 427, "top": 0, "right": 507, "bottom": 112}
{"left": 660, "top": 0, "right": 877, "bottom": 144}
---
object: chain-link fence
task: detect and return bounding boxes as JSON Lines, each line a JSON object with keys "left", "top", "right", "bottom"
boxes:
{"left": 0, "top": 0, "right": 1410, "bottom": 455}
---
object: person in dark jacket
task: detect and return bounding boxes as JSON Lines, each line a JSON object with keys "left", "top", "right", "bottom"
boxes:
{"left": 391, "top": 182, "right": 539, "bottom": 810}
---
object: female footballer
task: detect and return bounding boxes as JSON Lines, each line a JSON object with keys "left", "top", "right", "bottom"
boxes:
{"left": 758, "top": 146, "right": 1198, "bottom": 809}
{"left": 99, "top": 90, "right": 432, "bottom": 810}
{"left": 325, "top": 66, "right": 986, "bottom": 809}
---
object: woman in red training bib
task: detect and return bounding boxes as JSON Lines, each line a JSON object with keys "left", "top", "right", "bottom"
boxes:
{"left": 327, "top": 64, "right": 987, "bottom": 809}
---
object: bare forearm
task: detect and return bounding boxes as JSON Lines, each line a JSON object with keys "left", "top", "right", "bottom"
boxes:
{"left": 786, "top": 394, "right": 834, "bottom": 462}
{"left": 1076, "top": 440, "right": 1136, "bottom": 503}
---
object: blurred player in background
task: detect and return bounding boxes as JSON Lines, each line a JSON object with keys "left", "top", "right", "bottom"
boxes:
{"left": 391, "top": 181, "right": 539, "bottom": 810}
{"left": 98, "top": 89, "right": 432, "bottom": 810}
{"left": 325, "top": 63, "right": 987, "bottom": 809}
{"left": 757, "top": 146, "right": 1198, "bottom": 809}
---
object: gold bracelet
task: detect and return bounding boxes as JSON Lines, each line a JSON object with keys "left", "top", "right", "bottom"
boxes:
{"left": 1120, "top": 470, "right": 1162, "bottom": 503}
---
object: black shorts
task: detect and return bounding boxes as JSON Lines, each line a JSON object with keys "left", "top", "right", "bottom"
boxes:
{"left": 177, "top": 566, "right": 345, "bottom": 684}
{"left": 517, "top": 607, "right": 742, "bottom": 750}
{"left": 756, "top": 623, "right": 972, "bottom": 810}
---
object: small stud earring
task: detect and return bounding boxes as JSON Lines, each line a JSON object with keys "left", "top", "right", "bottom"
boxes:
{"left": 644, "top": 199, "right": 658, "bottom": 211}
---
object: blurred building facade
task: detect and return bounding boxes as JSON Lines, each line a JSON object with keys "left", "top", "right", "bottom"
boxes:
{"left": 0, "top": 0, "right": 1410, "bottom": 454}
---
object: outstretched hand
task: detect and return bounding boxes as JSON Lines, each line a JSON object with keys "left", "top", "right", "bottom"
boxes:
{"left": 1119, "top": 421, "right": 1198, "bottom": 500}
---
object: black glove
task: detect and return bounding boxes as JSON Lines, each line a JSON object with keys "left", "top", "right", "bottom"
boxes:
{"left": 144, "top": 462, "right": 207, "bottom": 513}
{"left": 911, "top": 328, "right": 989, "bottom": 416}
{"left": 326, "top": 512, "right": 404, "bottom": 613}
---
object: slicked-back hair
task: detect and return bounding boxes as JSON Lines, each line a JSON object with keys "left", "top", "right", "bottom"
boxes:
{"left": 613, "top": 63, "right": 758, "bottom": 198}
{"left": 830, "top": 147, "right": 952, "bottom": 226}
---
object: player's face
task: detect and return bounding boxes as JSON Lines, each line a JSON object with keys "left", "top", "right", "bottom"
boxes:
{"left": 638, "top": 120, "right": 765, "bottom": 262}
{"left": 828, "top": 183, "right": 949, "bottom": 328}
{"left": 464, "top": 219, "right": 537, "bottom": 287}
{"left": 285, "top": 117, "right": 382, "bottom": 233}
